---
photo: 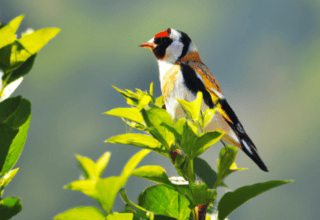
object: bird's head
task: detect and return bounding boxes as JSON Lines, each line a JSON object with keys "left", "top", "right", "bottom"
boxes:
{"left": 139, "top": 28, "right": 197, "bottom": 64}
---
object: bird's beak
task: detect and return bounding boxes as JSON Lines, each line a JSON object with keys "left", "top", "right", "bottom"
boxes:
{"left": 139, "top": 42, "right": 155, "bottom": 50}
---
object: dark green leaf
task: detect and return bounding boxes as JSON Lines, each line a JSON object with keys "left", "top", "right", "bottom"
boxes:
{"left": 138, "top": 185, "right": 191, "bottom": 220}
{"left": 218, "top": 180, "right": 293, "bottom": 220}
{"left": 0, "top": 125, "right": 18, "bottom": 175}
{"left": 217, "top": 146, "right": 238, "bottom": 182}
{"left": 194, "top": 157, "right": 217, "bottom": 188}
{"left": 7, "top": 54, "right": 37, "bottom": 84}
{"left": 131, "top": 165, "right": 172, "bottom": 185}
{"left": 120, "top": 189, "right": 154, "bottom": 220}
{"left": 0, "top": 197, "right": 22, "bottom": 219}
{"left": 0, "top": 114, "right": 31, "bottom": 175}
{"left": 53, "top": 207, "right": 106, "bottom": 220}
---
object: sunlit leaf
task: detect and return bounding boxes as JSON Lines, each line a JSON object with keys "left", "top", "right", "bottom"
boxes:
{"left": 96, "top": 152, "right": 111, "bottom": 177}
{"left": 192, "top": 131, "right": 225, "bottom": 158}
{"left": 180, "top": 121, "right": 197, "bottom": 155}
{"left": 19, "top": 27, "right": 60, "bottom": 54}
{"left": 105, "top": 107, "right": 145, "bottom": 124}
{"left": 138, "top": 185, "right": 191, "bottom": 220}
{"left": 177, "top": 92, "right": 203, "bottom": 120}
{"left": 155, "top": 96, "right": 164, "bottom": 108}
{"left": 54, "top": 207, "right": 106, "bottom": 220}
{"left": 218, "top": 180, "right": 293, "bottom": 220}
{"left": 107, "top": 212, "right": 134, "bottom": 220}
{"left": 0, "top": 15, "right": 24, "bottom": 48}
{"left": 131, "top": 165, "right": 172, "bottom": 185}
{"left": 0, "top": 197, "right": 22, "bottom": 219}
{"left": 201, "top": 109, "right": 216, "bottom": 130}
{"left": 0, "top": 168, "right": 19, "bottom": 189}
{"left": 106, "top": 133, "right": 164, "bottom": 152}
{"left": 66, "top": 150, "right": 150, "bottom": 214}
{"left": 137, "top": 95, "right": 152, "bottom": 110}
{"left": 189, "top": 182, "right": 217, "bottom": 206}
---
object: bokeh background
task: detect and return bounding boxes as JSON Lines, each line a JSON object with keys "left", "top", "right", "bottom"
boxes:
{"left": 1, "top": 0, "right": 320, "bottom": 219}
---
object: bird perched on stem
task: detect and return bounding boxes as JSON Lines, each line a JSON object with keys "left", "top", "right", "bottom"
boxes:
{"left": 139, "top": 28, "right": 268, "bottom": 172}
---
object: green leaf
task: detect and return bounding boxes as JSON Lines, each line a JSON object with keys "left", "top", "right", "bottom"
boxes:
{"left": 189, "top": 182, "right": 217, "bottom": 206}
{"left": 104, "top": 107, "right": 145, "bottom": 124}
{"left": 0, "top": 125, "right": 18, "bottom": 175}
{"left": 145, "top": 108, "right": 175, "bottom": 146}
{"left": 180, "top": 121, "right": 197, "bottom": 156}
{"left": 155, "top": 96, "right": 164, "bottom": 108}
{"left": 7, "top": 54, "right": 37, "bottom": 84}
{"left": 218, "top": 180, "right": 293, "bottom": 220}
{"left": 201, "top": 109, "right": 216, "bottom": 131}
{"left": 54, "top": 207, "right": 106, "bottom": 220}
{"left": 194, "top": 157, "right": 217, "bottom": 188}
{"left": 0, "top": 15, "right": 24, "bottom": 49}
{"left": 216, "top": 146, "right": 238, "bottom": 184}
{"left": 137, "top": 95, "right": 152, "bottom": 110}
{"left": 0, "top": 197, "right": 22, "bottom": 219}
{"left": 177, "top": 92, "right": 203, "bottom": 120}
{"left": 66, "top": 150, "right": 151, "bottom": 214}
{"left": 149, "top": 82, "right": 154, "bottom": 97}
{"left": 106, "top": 133, "right": 164, "bottom": 152}
{"left": 96, "top": 151, "right": 111, "bottom": 177}
{"left": 120, "top": 189, "right": 155, "bottom": 220}
{"left": 192, "top": 130, "right": 225, "bottom": 158}
{"left": 107, "top": 212, "right": 134, "bottom": 220}
{"left": 138, "top": 185, "right": 191, "bottom": 220}
{"left": 76, "top": 155, "right": 97, "bottom": 180}
{"left": 0, "top": 104, "right": 31, "bottom": 175}
{"left": 0, "top": 168, "right": 19, "bottom": 190}
{"left": 18, "top": 27, "right": 60, "bottom": 54}
{"left": 131, "top": 165, "right": 172, "bottom": 185}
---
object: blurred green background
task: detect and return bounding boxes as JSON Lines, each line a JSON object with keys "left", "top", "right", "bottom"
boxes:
{"left": 1, "top": 0, "right": 320, "bottom": 219}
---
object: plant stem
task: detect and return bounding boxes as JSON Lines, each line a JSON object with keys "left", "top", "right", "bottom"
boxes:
{"left": 195, "top": 204, "right": 209, "bottom": 220}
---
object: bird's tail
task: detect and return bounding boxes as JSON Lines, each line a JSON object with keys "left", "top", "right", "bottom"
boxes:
{"left": 238, "top": 137, "right": 269, "bottom": 172}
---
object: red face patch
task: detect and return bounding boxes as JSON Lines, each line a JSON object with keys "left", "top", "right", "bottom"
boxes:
{"left": 155, "top": 29, "right": 170, "bottom": 39}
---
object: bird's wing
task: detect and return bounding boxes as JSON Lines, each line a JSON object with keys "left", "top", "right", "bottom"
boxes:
{"left": 189, "top": 61, "right": 268, "bottom": 171}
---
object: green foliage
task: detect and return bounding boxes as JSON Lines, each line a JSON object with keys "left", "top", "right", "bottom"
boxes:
{"left": 54, "top": 207, "right": 106, "bottom": 220}
{"left": 0, "top": 15, "right": 59, "bottom": 218}
{"left": 218, "top": 180, "right": 293, "bottom": 220}
{"left": 59, "top": 83, "right": 292, "bottom": 219}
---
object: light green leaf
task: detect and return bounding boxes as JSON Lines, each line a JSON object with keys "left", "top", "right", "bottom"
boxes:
{"left": 54, "top": 207, "right": 106, "bottom": 220}
{"left": 76, "top": 155, "right": 96, "bottom": 180}
{"left": 0, "top": 15, "right": 24, "bottom": 48}
{"left": 0, "top": 197, "right": 22, "bottom": 219}
{"left": 138, "top": 185, "right": 191, "bottom": 220}
{"left": 0, "top": 168, "right": 19, "bottom": 190}
{"left": 18, "top": 27, "right": 60, "bottom": 54}
{"left": 66, "top": 150, "right": 150, "bottom": 214}
{"left": 155, "top": 96, "right": 164, "bottom": 108}
{"left": 149, "top": 82, "right": 154, "bottom": 97}
{"left": 106, "top": 133, "right": 164, "bottom": 152}
{"left": 104, "top": 107, "right": 145, "bottom": 124}
{"left": 218, "top": 180, "right": 293, "bottom": 220}
{"left": 177, "top": 92, "right": 203, "bottom": 120}
{"left": 192, "top": 130, "right": 225, "bottom": 158}
{"left": 96, "top": 152, "right": 111, "bottom": 177}
{"left": 107, "top": 212, "right": 134, "bottom": 220}
{"left": 202, "top": 109, "right": 216, "bottom": 130}
{"left": 131, "top": 165, "right": 172, "bottom": 185}
{"left": 137, "top": 95, "right": 152, "bottom": 110}
{"left": 194, "top": 157, "right": 217, "bottom": 188}
{"left": 189, "top": 182, "right": 217, "bottom": 206}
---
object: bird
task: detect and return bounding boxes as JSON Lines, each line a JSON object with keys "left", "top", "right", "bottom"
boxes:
{"left": 139, "top": 28, "right": 269, "bottom": 172}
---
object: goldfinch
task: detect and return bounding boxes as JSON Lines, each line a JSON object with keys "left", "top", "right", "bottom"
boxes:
{"left": 139, "top": 28, "right": 269, "bottom": 172}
